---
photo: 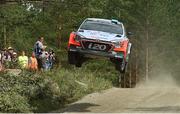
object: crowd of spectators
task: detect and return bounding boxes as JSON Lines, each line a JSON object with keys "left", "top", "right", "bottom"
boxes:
{"left": 0, "top": 37, "right": 55, "bottom": 72}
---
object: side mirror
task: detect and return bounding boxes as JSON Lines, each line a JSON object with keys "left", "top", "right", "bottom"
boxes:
{"left": 127, "top": 32, "right": 133, "bottom": 36}
{"left": 73, "top": 25, "right": 79, "bottom": 31}
{"left": 73, "top": 25, "right": 79, "bottom": 28}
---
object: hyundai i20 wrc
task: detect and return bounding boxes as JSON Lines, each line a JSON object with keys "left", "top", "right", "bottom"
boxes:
{"left": 68, "top": 18, "right": 132, "bottom": 73}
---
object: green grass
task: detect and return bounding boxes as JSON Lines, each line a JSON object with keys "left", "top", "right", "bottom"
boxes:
{"left": 0, "top": 56, "right": 120, "bottom": 112}
{"left": 0, "top": 47, "right": 121, "bottom": 113}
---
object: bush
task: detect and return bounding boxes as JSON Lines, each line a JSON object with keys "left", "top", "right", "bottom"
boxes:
{"left": 43, "top": 67, "right": 112, "bottom": 103}
{"left": 0, "top": 61, "right": 114, "bottom": 113}
{"left": 0, "top": 71, "right": 62, "bottom": 113}
{"left": 0, "top": 91, "right": 31, "bottom": 113}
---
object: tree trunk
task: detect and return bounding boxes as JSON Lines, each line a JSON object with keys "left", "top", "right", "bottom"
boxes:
{"left": 135, "top": 46, "right": 138, "bottom": 84}
{"left": 3, "top": 25, "right": 7, "bottom": 48}
{"left": 57, "top": 25, "right": 62, "bottom": 48}
{"left": 145, "top": 18, "right": 149, "bottom": 82}
{"left": 145, "top": 0, "right": 149, "bottom": 82}
{"left": 129, "top": 62, "right": 132, "bottom": 88}
{"left": 57, "top": 34, "right": 61, "bottom": 48}
{"left": 145, "top": 43, "right": 149, "bottom": 81}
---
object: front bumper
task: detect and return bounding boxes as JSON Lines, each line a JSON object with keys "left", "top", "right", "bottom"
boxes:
{"left": 69, "top": 45, "right": 124, "bottom": 59}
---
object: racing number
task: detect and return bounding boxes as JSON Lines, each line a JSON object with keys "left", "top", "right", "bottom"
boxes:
{"left": 88, "top": 43, "right": 107, "bottom": 51}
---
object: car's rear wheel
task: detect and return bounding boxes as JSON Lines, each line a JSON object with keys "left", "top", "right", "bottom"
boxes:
{"left": 118, "top": 51, "right": 136, "bottom": 88}
{"left": 119, "top": 64, "right": 136, "bottom": 88}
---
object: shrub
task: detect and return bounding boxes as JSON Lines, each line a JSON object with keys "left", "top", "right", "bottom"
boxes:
{"left": 0, "top": 59, "right": 115, "bottom": 112}
{"left": 0, "top": 67, "right": 113, "bottom": 112}
{"left": 0, "top": 71, "right": 62, "bottom": 113}
{"left": 0, "top": 91, "right": 32, "bottom": 113}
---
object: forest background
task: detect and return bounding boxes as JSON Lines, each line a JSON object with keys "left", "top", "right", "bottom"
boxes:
{"left": 0, "top": 0, "right": 179, "bottom": 112}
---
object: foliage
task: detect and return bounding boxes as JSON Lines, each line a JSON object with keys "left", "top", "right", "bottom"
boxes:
{"left": 0, "top": 91, "right": 31, "bottom": 113}
{"left": 0, "top": 0, "right": 179, "bottom": 77}
{"left": 0, "top": 62, "right": 113, "bottom": 112}
{"left": 0, "top": 0, "right": 179, "bottom": 112}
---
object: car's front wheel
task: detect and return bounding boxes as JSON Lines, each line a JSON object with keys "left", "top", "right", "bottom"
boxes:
{"left": 115, "top": 59, "right": 127, "bottom": 73}
{"left": 68, "top": 51, "right": 76, "bottom": 64}
{"left": 68, "top": 51, "right": 83, "bottom": 67}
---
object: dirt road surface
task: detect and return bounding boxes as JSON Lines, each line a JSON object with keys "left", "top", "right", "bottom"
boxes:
{"left": 60, "top": 75, "right": 180, "bottom": 113}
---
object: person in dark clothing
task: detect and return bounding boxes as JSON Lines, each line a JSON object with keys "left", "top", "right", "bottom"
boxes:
{"left": 34, "top": 37, "right": 46, "bottom": 69}
{"left": 34, "top": 37, "right": 44, "bottom": 57}
{"left": 48, "top": 49, "right": 55, "bottom": 69}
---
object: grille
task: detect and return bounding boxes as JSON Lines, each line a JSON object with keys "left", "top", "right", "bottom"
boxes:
{"left": 81, "top": 40, "right": 112, "bottom": 52}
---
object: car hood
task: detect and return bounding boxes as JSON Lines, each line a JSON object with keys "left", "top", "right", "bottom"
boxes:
{"left": 78, "top": 30, "right": 124, "bottom": 42}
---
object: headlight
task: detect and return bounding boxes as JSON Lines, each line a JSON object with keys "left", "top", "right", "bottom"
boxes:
{"left": 112, "top": 39, "right": 125, "bottom": 48}
{"left": 113, "top": 41, "right": 121, "bottom": 48}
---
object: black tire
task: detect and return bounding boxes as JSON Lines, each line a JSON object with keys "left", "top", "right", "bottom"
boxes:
{"left": 118, "top": 52, "right": 136, "bottom": 88}
{"left": 68, "top": 51, "right": 83, "bottom": 67}
{"left": 68, "top": 51, "right": 76, "bottom": 64}
{"left": 115, "top": 59, "right": 127, "bottom": 73}
{"left": 119, "top": 66, "right": 136, "bottom": 88}
{"left": 75, "top": 62, "right": 82, "bottom": 67}
{"left": 75, "top": 53, "right": 83, "bottom": 67}
{"left": 119, "top": 73, "right": 126, "bottom": 88}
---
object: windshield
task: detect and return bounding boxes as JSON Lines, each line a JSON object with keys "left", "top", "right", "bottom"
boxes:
{"left": 80, "top": 20, "right": 123, "bottom": 35}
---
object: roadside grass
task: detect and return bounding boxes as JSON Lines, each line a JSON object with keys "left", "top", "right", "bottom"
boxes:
{"left": 0, "top": 57, "right": 119, "bottom": 112}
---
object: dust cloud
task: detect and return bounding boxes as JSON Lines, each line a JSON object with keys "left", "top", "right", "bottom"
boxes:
{"left": 137, "top": 71, "right": 179, "bottom": 88}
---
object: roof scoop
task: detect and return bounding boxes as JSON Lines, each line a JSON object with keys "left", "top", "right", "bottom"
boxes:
{"left": 116, "top": 34, "right": 122, "bottom": 37}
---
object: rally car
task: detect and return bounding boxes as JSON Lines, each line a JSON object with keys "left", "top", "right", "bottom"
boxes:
{"left": 68, "top": 18, "right": 132, "bottom": 73}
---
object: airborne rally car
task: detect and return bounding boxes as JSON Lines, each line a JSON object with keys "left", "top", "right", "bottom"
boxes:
{"left": 68, "top": 18, "right": 132, "bottom": 73}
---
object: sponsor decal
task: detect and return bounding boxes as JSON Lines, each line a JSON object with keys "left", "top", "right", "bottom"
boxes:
{"left": 88, "top": 43, "right": 107, "bottom": 51}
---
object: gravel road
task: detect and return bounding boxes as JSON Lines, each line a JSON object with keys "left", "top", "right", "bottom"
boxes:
{"left": 60, "top": 74, "right": 180, "bottom": 113}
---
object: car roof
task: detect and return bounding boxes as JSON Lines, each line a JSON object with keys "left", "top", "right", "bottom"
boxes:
{"left": 86, "top": 18, "right": 122, "bottom": 25}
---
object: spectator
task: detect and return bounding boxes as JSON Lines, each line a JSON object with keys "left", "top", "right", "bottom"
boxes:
{"left": 28, "top": 52, "right": 38, "bottom": 71}
{"left": 34, "top": 37, "right": 44, "bottom": 57}
{"left": 4, "top": 47, "right": 18, "bottom": 69}
{"left": 12, "top": 52, "right": 18, "bottom": 61}
{"left": 2, "top": 48, "right": 11, "bottom": 68}
{"left": 48, "top": 49, "right": 55, "bottom": 69}
{"left": 40, "top": 48, "right": 49, "bottom": 71}
{"left": 34, "top": 37, "right": 46, "bottom": 69}
{"left": 18, "top": 51, "right": 28, "bottom": 69}
{"left": 2, "top": 48, "right": 11, "bottom": 63}
{"left": 7, "top": 47, "right": 14, "bottom": 60}
{"left": 11, "top": 52, "right": 18, "bottom": 68}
